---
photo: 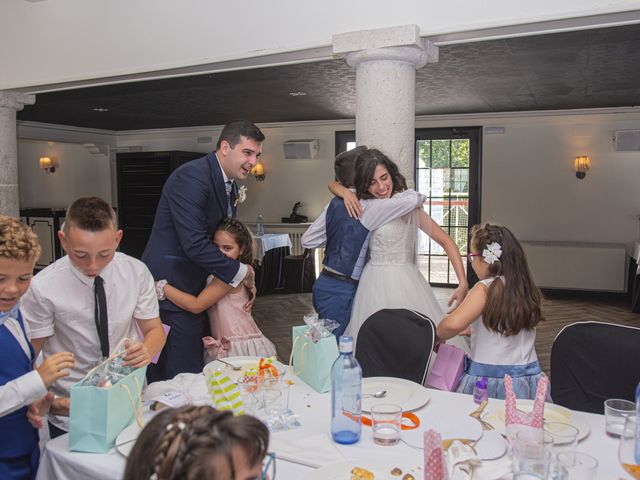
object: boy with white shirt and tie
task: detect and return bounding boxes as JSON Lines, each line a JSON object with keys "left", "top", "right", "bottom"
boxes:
{"left": 21, "top": 197, "right": 166, "bottom": 439}
{"left": 0, "top": 216, "right": 74, "bottom": 479}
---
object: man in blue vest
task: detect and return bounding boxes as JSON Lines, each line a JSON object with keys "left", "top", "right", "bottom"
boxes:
{"left": 301, "top": 146, "right": 426, "bottom": 337}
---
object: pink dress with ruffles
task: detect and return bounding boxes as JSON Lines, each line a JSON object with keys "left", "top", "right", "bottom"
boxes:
{"left": 202, "top": 277, "right": 276, "bottom": 363}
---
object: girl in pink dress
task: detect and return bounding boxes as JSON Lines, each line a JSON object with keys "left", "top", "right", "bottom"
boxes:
{"left": 159, "top": 218, "right": 276, "bottom": 363}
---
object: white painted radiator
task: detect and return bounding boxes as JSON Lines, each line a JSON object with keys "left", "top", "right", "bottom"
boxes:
{"left": 521, "top": 241, "right": 626, "bottom": 292}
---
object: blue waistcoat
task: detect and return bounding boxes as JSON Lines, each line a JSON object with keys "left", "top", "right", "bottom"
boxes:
{"left": 0, "top": 310, "right": 39, "bottom": 460}
{"left": 323, "top": 197, "right": 370, "bottom": 278}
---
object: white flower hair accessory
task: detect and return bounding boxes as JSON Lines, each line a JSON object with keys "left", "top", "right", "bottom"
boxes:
{"left": 482, "top": 242, "right": 502, "bottom": 264}
{"left": 235, "top": 185, "right": 247, "bottom": 206}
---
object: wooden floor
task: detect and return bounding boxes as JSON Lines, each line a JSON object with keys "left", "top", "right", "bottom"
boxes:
{"left": 254, "top": 288, "right": 640, "bottom": 376}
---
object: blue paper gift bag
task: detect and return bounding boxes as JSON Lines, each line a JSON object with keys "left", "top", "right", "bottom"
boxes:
{"left": 290, "top": 325, "right": 339, "bottom": 393}
{"left": 69, "top": 366, "right": 146, "bottom": 453}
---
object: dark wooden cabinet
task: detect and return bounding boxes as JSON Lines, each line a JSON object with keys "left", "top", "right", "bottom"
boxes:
{"left": 116, "top": 150, "right": 202, "bottom": 258}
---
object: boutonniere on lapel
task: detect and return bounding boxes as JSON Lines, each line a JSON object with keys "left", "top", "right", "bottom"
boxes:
{"left": 235, "top": 185, "right": 247, "bottom": 207}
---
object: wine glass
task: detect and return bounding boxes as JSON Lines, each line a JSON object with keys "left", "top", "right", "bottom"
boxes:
{"left": 618, "top": 415, "right": 640, "bottom": 479}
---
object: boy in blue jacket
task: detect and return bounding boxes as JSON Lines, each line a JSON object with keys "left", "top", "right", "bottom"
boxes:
{"left": 0, "top": 216, "right": 74, "bottom": 479}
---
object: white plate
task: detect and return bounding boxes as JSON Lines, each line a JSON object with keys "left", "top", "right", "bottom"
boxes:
{"left": 305, "top": 461, "right": 421, "bottom": 480}
{"left": 485, "top": 399, "right": 591, "bottom": 441}
{"left": 115, "top": 421, "right": 144, "bottom": 457}
{"left": 362, "top": 377, "right": 430, "bottom": 412}
{"left": 474, "top": 429, "right": 507, "bottom": 460}
{"left": 203, "top": 356, "right": 285, "bottom": 380}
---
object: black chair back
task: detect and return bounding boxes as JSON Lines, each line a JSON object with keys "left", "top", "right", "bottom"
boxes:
{"left": 550, "top": 321, "right": 640, "bottom": 414}
{"left": 355, "top": 308, "right": 435, "bottom": 384}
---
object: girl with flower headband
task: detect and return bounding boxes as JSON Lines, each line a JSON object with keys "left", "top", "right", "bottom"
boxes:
{"left": 436, "top": 223, "right": 548, "bottom": 400}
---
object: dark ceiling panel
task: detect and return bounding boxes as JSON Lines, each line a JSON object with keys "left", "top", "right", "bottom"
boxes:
{"left": 17, "top": 24, "right": 640, "bottom": 130}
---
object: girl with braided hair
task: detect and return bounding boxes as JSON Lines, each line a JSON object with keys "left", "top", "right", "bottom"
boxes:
{"left": 436, "top": 223, "right": 547, "bottom": 400}
{"left": 156, "top": 218, "right": 276, "bottom": 362}
{"left": 123, "top": 405, "right": 270, "bottom": 480}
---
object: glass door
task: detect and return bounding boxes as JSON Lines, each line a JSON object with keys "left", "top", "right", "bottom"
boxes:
{"left": 415, "top": 127, "right": 482, "bottom": 286}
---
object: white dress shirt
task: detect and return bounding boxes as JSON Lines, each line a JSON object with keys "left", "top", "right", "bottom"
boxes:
{"left": 215, "top": 152, "right": 248, "bottom": 287}
{"left": 21, "top": 252, "right": 159, "bottom": 430}
{"left": 301, "top": 189, "right": 426, "bottom": 248}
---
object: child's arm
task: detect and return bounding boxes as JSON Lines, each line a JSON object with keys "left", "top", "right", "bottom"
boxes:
{"left": 436, "top": 283, "right": 487, "bottom": 342}
{"left": 418, "top": 211, "right": 468, "bottom": 308}
{"left": 1, "top": 351, "right": 74, "bottom": 418}
{"left": 329, "top": 181, "right": 363, "bottom": 219}
{"left": 162, "top": 277, "right": 232, "bottom": 314}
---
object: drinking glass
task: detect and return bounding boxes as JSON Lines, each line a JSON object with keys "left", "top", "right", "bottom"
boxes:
{"left": 371, "top": 403, "right": 402, "bottom": 446}
{"left": 263, "top": 389, "right": 284, "bottom": 416}
{"left": 236, "top": 379, "right": 262, "bottom": 415}
{"left": 618, "top": 415, "right": 640, "bottom": 479}
{"left": 512, "top": 430, "right": 552, "bottom": 479}
{"left": 544, "top": 422, "right": 579, "bottom": 453}
{"left": 555, "top": 451, "right": 598, "bottom": 480}
{"left": 604, "top": 399, "right": 635, "bottom": 438}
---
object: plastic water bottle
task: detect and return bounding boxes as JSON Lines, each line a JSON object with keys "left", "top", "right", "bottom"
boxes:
{"left": 256, "top": 213, "right": 265, "bottom": 236}
{"left": 330, "top": 335, "right": 362, "bottom": 444}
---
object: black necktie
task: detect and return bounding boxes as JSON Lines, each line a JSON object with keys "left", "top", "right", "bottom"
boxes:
{"left": 94, "top": 276, "right": 110, "bottom": 358}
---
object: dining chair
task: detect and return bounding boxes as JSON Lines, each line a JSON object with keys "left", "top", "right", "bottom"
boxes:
{"left": 283, "top": 248, "right": 316, "bottom": 293}
{"left": 355, "top": 308, "right": 435, "bottom": 384}
{"left": 550, "top": 321, "right": 640, "bottom": 414}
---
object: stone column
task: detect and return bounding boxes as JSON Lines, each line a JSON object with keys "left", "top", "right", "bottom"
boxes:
{"left": 0, "top": 91, "right": 35, "bottom": 217}
{"left": 333, "top": 25, "right": 438, "bottom": 187}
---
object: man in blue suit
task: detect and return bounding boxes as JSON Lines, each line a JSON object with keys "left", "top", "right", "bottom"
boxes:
{"left": 142, "top": 120, "right": 265, "bottom": 381}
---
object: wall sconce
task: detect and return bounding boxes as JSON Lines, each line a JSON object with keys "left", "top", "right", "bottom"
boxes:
{"left": 574, "top": 155, "right": 590, "bottom": 179}
{"left": 39, "top": 156, "right": 58, "bottom": 173}
{"left": 251, "top": 161, "right": 265, "bottom": 181}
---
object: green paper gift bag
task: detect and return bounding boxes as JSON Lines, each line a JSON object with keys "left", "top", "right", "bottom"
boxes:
{"left": 290, "top": 325, "right": 339, "bottom": 393}
{"left": 69, "top": 365, "right": 146, "bottom": 453}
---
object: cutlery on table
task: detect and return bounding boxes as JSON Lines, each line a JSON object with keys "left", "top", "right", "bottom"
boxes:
{"left": 217, "top": 359, "right": 243, "bottom": 371}
{"left": 469, "top": 399, "right": 494, "bottom": 431}
{"left": 362, "top": 390, "right": 387, "bottom": 398}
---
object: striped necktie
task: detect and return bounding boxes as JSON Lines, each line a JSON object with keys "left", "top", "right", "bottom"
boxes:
{"left": 225, "top": 181, "right": 233, "bottom": 217}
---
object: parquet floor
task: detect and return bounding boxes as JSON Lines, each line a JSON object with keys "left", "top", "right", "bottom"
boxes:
{"left": 254, "top": 288, "right": 640, "bottom": 376}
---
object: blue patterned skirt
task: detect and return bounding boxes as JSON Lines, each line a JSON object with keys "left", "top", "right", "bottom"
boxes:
{"left": 456, "top": 359, "right": 552, "bottom": 401}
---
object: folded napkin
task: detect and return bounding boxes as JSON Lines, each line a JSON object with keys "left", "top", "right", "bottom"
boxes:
{"left": 424, "top": 429, "right": 449, "bottom": 480}
{"left": 504, "top": 374, "right": 549, "bottom": 443}
{"left": 446, "top": 441, "right": 480, "bottom": 480}
{"left": 270, "top": 434, "right": 346, "bottom": 468}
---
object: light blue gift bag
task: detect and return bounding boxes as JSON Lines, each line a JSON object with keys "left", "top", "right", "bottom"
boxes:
{"left": 69, "top": 362, "right": 146, "bottom": 453}
{"left": 290, "top": 325, "right": 339, "bottom": 393}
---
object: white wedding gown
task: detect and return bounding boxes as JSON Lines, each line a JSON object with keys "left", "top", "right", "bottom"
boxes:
{"left": 346, "top": 212, "right": 469, "bottom": 355}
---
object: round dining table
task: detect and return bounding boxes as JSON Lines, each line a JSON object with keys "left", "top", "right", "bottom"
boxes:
{"left": 36, "top": 361, "right": 628, "bottom": 479}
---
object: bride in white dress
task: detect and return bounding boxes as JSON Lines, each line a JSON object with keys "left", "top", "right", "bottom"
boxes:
{"left": 342, "top": 149, "right": 469, "bottom": 352}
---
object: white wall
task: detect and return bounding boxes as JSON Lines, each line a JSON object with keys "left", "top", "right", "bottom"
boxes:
{"left": 115, "top": 121, "right": 350, "bottom": 224}
{"left": 17, "top": 107, "right": 640, "bottom": 250}
{"left": 412, "top": 109, "right": 640, "bottom": 246}
{"left": 17, "top": 140, "right": 112, "bottom": 208}
{"left": 3, "top": 0, "right": 640, "bottom": 90}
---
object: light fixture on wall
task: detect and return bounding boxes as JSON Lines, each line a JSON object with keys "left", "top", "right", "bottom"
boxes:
{"left": 251, "top": 161, "right": 265, "bottom": 181}
{"left": 39, "top": 156, "right": 57, "bottom": 173}
{"left": 574, "top": 155, "right": 590, "bottom": 179}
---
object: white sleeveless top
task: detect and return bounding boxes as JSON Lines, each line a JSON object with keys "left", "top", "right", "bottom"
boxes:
{"left": 470, "top": 276, "right": 538, "bottom": 366}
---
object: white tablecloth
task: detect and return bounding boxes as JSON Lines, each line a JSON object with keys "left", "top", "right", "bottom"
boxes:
{"left": 37, "top": 370, "right": 627, "bottom": 480}
{"left": 253, "top": 233, "right": 292, "bottom": 264}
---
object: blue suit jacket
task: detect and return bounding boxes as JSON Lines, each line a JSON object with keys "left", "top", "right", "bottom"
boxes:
{"left": 142, "top": 152, "right": 240, "bottom": 311}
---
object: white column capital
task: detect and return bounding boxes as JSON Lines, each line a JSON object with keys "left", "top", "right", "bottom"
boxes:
{"left": 345, "top": 42, "right": 438, "bottom": 70}
{"left": 333, "top": 24, "right": 438, "bottom": 69}
{"left": 0, "top": 91, "right": 36, "bottom": 111}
